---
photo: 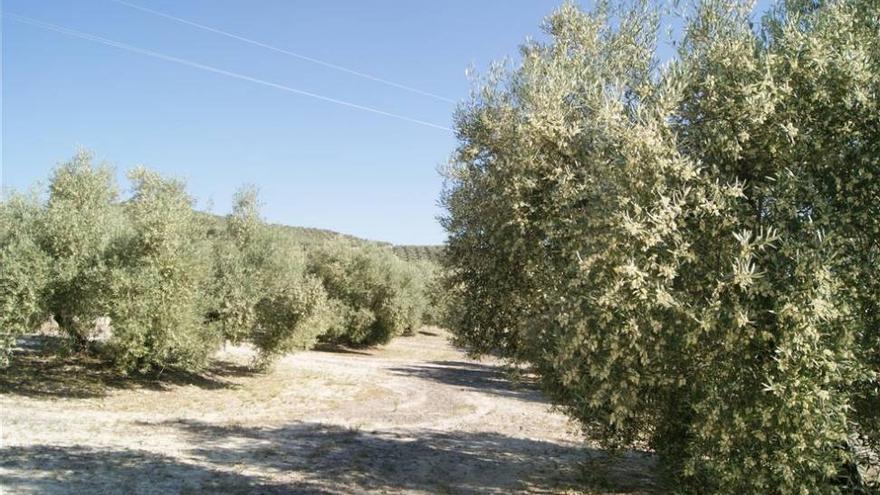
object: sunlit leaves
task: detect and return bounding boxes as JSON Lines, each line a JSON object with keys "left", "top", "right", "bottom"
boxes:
{"left": 442, "top": 0, "right": 879, "bottom": 491}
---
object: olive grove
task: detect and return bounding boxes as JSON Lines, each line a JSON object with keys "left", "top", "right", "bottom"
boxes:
{"left": 0, "top": 153, "right": 441, "bottom": 372}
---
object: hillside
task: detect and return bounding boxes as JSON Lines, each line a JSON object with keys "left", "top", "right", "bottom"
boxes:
{"left": 390, "top": 245, "right": 445, "bottom": 264}
{"left": 197, "top": 210, "right": 444, "bottom": 263}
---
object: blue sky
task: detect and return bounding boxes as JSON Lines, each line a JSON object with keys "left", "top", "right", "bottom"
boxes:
{"left": 1, "top": 0, "right": 770, "bottom": 245}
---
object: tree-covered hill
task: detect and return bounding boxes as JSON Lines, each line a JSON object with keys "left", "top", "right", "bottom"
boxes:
{"left": 196, "top": 211, "right": 444, "bottom": 263}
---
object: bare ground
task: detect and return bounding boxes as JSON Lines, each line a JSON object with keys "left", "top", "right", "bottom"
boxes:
{"left": 0, "top": 329, "right": 656, "bottom": 494}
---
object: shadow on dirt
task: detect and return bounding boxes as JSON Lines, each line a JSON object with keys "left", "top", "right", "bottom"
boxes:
{"left": 0, "top": 335, "right": 257, "bottom": 400}
{"left": 0, "top": 420, "right": 657, "bottom": 494}
{"left": 389, "top": 360, "right": 546, "bottom": 403}
{"left": 0, "top": 444, "right": 306, "bottom": 495}
{"left": 311, "top": 342, "right": 373, "bottom": 356}
{"left": 170, "top": 420, "right": 658, "bottom": 493}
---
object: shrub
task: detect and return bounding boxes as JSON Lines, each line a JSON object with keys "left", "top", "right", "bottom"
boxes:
{"left": 669, "top": 0, "right": 879, "bottom": 488}
{"left": 309, "top": 243, "right": 429, "bottom": 347}
{"left": 208, "top": 186, "right": 332, "bottom": 363}
{"left": 101, "top": 168, "right": 216, "bottom": 373}
{"left": 38, "top": 150, "right": 121, "bottom": 345}
{"left": 441, "top": 0, "right": 879, "bottom": 492}
{"left": 251, "top": 271, "right": 330, "bottom": 364}
{"left": 0, "top": 194, "right": 50, "bottom": 365}
{"left": 2, "top": 153, "right": 439, "bottom": 375}
{"left": 207, "top": 186, "right": 273, "bottom": 343}
{"left": 409, "top": 260, "right": 444, "bottom": 326}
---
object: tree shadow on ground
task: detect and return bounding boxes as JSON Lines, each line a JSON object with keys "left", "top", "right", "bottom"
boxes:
{"left": 311, "top": 342, "right": 372, "bottom": 356}
{"left": 0, "top": 335, "right": 257, "bottom": 400}
{"left": 389, "top": 360, "right": 546, "bottom": 403}
{"left": 0, "top": 421, "right": 657, "bottom": 494}
{"left": 162, "top": 419, "right": 658, "bottom": 494}
{"left": 0, "top": 445, "right": 311, "bottom": 495}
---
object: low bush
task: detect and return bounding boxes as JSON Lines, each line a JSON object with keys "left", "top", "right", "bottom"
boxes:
{"left": 251, "top": 272, "right": 330, "bottom": 363}
{"left": 308, "top": 243, "right": 430, "bottom": 347}
{"left": 410, "top": 260, "right": 445, "bottom": 327}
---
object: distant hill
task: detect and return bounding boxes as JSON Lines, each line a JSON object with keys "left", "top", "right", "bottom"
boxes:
{"left": 273, "top": 224, "right": 445, "bottom": 263}
{"left": 197, "top": 210, "right": 444, "bottom": 263}
{"left": 391, "top": 245, "right": 445, "bottom": 263}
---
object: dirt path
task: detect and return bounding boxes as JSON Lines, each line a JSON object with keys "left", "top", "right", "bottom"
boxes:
{"left": 0, "top": 329, "right": 655, "bottom": 494}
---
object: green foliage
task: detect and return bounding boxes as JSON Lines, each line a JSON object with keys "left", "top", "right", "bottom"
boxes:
{"left": 207, "top": 186, "right": 272, "bottom": 343}
{"left": 412, "top": 260, "right": 448, "bottom": 326}
{"left": 251, "top": 272, "right": 330, "bottom": 363}
{"left": 101, "top": 167, "right": 216, "bottom": 373}
{"left": 0, "top": 194, "right": 50, "bottom": 365}
{"left": 2, "top": 151, "right": 438, "bottom": 378}
{"left": 309, "top": 243, "right": 430, "bottom": 347}
{"left": 391, "top": 245, "right": 445, "bottom": 263}
{"left": 208, "top": 186, "right": 332, "bottom": 363}
{"left": 39, "top": 150, "right": 121, "bottom": 344}
{"left": 442, "top": 0, "right": 879, "bottom": 492}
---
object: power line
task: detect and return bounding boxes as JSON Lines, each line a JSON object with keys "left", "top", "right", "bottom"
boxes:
{"left": 107, "top": 0, "right": 455, "bottom": 104}
{"left": 5, "top": 13, "right": 453, "bottom": 132}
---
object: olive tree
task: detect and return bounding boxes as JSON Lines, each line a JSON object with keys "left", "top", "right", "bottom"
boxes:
{"left": 0, "top": 193, "right": 50, "bottom": 365}
{"left": 208, "top": 186, "right": 332, "bottom": 364}
{"left": 309, "top": 243, "right": 429, "bottom": 347}
{"left": 101, "top": 167, "right": 215, "bottom": 372}
{"left": 207, "top": 186, "right": 273, "bottom": 343}
{"left": 441, "top": 0, "right": 879, "bottom": 491}
{"left": 39, "top": 150, "right": 121, "bottom": 345}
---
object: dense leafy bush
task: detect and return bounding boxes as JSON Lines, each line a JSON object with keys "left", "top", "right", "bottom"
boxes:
{"left": 251, "top": 270, "right": 330, "bottom": 363}
{"left": 308, "top": 243, "right": 430, "bottom": 347}
{"left": 412, "top": 260, "right": 448, "bottom": 326}
{"left": 100, "top": 168, "right": 216, "bottom": 372}
{"left": 442, "top": 0, "right": 879, "bottom": 491}
{"left": 207, "top": 186, "right": 274, "bottom": 344}
{"left": 0, "top": 194, "right": 50, "bottom": 365}
{"left": 38, "top": 150, "right": 121, "bottom": 345}
{"left": 1, "top": 151, "right": 438, "bottom": 374}
{"left": 208, "top": 186, "right": 332, "bottom": 363}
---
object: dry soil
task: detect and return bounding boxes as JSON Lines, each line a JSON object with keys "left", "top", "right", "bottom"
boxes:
{"left": 0, "top": 329, "right": 655, "bottom": 494}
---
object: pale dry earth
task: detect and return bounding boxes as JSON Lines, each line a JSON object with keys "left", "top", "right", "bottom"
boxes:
{"left": 0, "top": 329, "right": 655, "bottom": 494}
